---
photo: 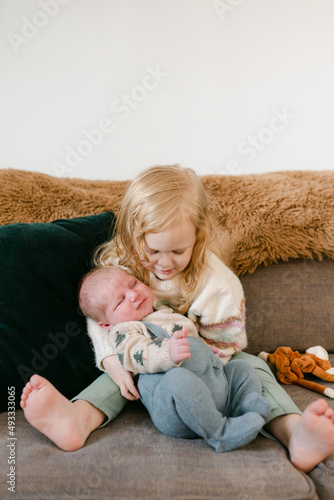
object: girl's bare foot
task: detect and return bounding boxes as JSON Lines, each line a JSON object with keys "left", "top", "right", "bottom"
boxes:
{"left": 20, "top": 374, "right": 105, "bottom": 451}
{"left": 289, "top": 399, "right": 334, "bottom": 472}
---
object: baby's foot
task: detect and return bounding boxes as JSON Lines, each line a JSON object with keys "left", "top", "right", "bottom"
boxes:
{"left": 208, "top": 412, "right": 265, "bottom": 452}
{"left": 20, "top": 374, "right": 103, "bottom": 451}
{"left": 289, "top": 399, "right": 334, "bottom": 472}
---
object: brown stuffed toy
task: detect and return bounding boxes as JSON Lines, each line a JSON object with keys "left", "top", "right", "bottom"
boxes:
{"left": 258, "top": 346, "right": 334, "bottom": 398}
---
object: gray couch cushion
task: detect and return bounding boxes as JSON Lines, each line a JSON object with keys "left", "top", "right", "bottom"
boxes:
{"left": 241, "top": 258, "right": 334, "bottom": 355}
{"left": 0, "top": 403, "right": 319, "bottom": 500}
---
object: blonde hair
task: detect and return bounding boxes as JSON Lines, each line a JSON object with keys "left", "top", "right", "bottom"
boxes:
{"left": 94, "top": 164, "right": 216, "bottom": 313}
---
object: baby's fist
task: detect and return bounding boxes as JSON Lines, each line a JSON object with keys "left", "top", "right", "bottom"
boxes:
{"left": 169, "top": 327, "right": 191, "bottom": 364}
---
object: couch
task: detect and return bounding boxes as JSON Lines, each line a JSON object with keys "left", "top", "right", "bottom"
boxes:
{"left": 0, "top": 168, "right": 334, "bottom": 500}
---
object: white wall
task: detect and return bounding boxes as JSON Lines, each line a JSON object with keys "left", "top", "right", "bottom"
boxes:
{"left": 1, "top": 0, "right": 333, "bottom": 181}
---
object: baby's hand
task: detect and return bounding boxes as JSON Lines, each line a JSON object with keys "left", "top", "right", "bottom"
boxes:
{"left": 169, "top": 327, "right": 191, "bottom": 364}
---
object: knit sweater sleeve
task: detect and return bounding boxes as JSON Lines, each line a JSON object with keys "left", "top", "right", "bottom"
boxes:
{"left": 109, "top": 321, "right": 177, "bottom": 374}
{"left": 187, "top": 252, "right": 247, "bottom": 363}
{"left": 86, "top": 318, "right": 116, "bottom": 370}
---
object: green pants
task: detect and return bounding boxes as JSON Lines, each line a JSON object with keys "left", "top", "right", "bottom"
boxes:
{"left": 72, "top": 372, "right": 128, "bottom": 425}
{"left": 73, "top": 351, "right": 301, "bottom": 438}
{"left": 234, "top": 351, "right": 301, "bottom": 439}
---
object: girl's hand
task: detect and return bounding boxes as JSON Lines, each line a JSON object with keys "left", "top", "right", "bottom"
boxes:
{"left": 169, "top": 327, "right": 191, "bottom": 364}
{"left": 103, "top": 355, "right": 140, "bottom": 401}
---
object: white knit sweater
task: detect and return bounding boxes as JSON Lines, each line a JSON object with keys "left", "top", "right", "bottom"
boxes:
{"left": 86, "top": 251, "right": 247, "bottom": 367}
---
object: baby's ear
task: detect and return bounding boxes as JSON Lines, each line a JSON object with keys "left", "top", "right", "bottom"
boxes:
{"left": 98, "top": 321, "right": 112, "bottom": 330}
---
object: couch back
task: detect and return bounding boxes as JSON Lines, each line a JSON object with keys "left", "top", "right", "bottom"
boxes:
{"left": 240, "top": 258, "right": 334, "bottom": 355}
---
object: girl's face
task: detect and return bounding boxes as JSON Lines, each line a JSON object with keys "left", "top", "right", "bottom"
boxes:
{"left": 141, "top": 221, "right": 196, "bottom": 280}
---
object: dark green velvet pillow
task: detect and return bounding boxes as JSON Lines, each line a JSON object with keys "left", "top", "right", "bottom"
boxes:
{"left": 0, "top": 212, "right": 115, "bottom": 411}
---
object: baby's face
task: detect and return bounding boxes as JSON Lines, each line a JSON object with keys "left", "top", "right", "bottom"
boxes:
{"left": 99, "top": 268, "right": 154, "bottom": 328}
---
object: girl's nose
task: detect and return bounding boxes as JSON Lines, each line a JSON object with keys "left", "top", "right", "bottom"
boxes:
{"left": 158, "top": 253, "right": 171, "bottom": 268}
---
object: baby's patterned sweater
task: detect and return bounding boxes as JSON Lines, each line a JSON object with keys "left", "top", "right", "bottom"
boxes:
{"left": 99, "top": 308, "right": 198, "bottom": 374}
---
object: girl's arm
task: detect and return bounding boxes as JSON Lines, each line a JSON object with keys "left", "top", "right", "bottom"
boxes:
{"left": 86, "top": 318, "right": 140, "bottom": 400}
{"left": 188, "top": 252, "right": 247, "bottom": 362}
{"left": 86, "top": 317, "right": 118, "bottom": 369}
{"left": 102, "top": 355, "right": 140, "bottom": 400}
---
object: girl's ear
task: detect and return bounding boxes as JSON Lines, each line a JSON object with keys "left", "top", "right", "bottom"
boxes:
{"left": 98, "top": 321, "right": 112, "bottom": 330}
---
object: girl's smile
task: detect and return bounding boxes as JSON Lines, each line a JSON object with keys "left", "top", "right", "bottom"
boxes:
{"left": 141, "top": 221, "right": 196, "bottom": 280}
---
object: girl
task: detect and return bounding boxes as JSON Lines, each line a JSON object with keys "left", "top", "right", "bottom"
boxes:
{"left": 21, "top": 165, "right": 334, "bottom": 472}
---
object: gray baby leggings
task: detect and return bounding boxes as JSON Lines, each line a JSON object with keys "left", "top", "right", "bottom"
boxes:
{"left": 138, "top": 322, "right": 270, "bottom": 452}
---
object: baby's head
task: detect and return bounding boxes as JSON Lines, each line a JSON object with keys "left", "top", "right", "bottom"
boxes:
{"left": 78, "top": 267, "right": 154, "bottom": 329}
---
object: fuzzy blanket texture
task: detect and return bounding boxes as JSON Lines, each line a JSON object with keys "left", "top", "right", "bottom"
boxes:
{"left": 1, "top": 168, "right": 334, "bottom": 275}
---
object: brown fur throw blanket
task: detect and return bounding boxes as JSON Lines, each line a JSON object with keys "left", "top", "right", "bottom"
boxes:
{"left": 1, "top": 168, "right": 334, "bottom": 275}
